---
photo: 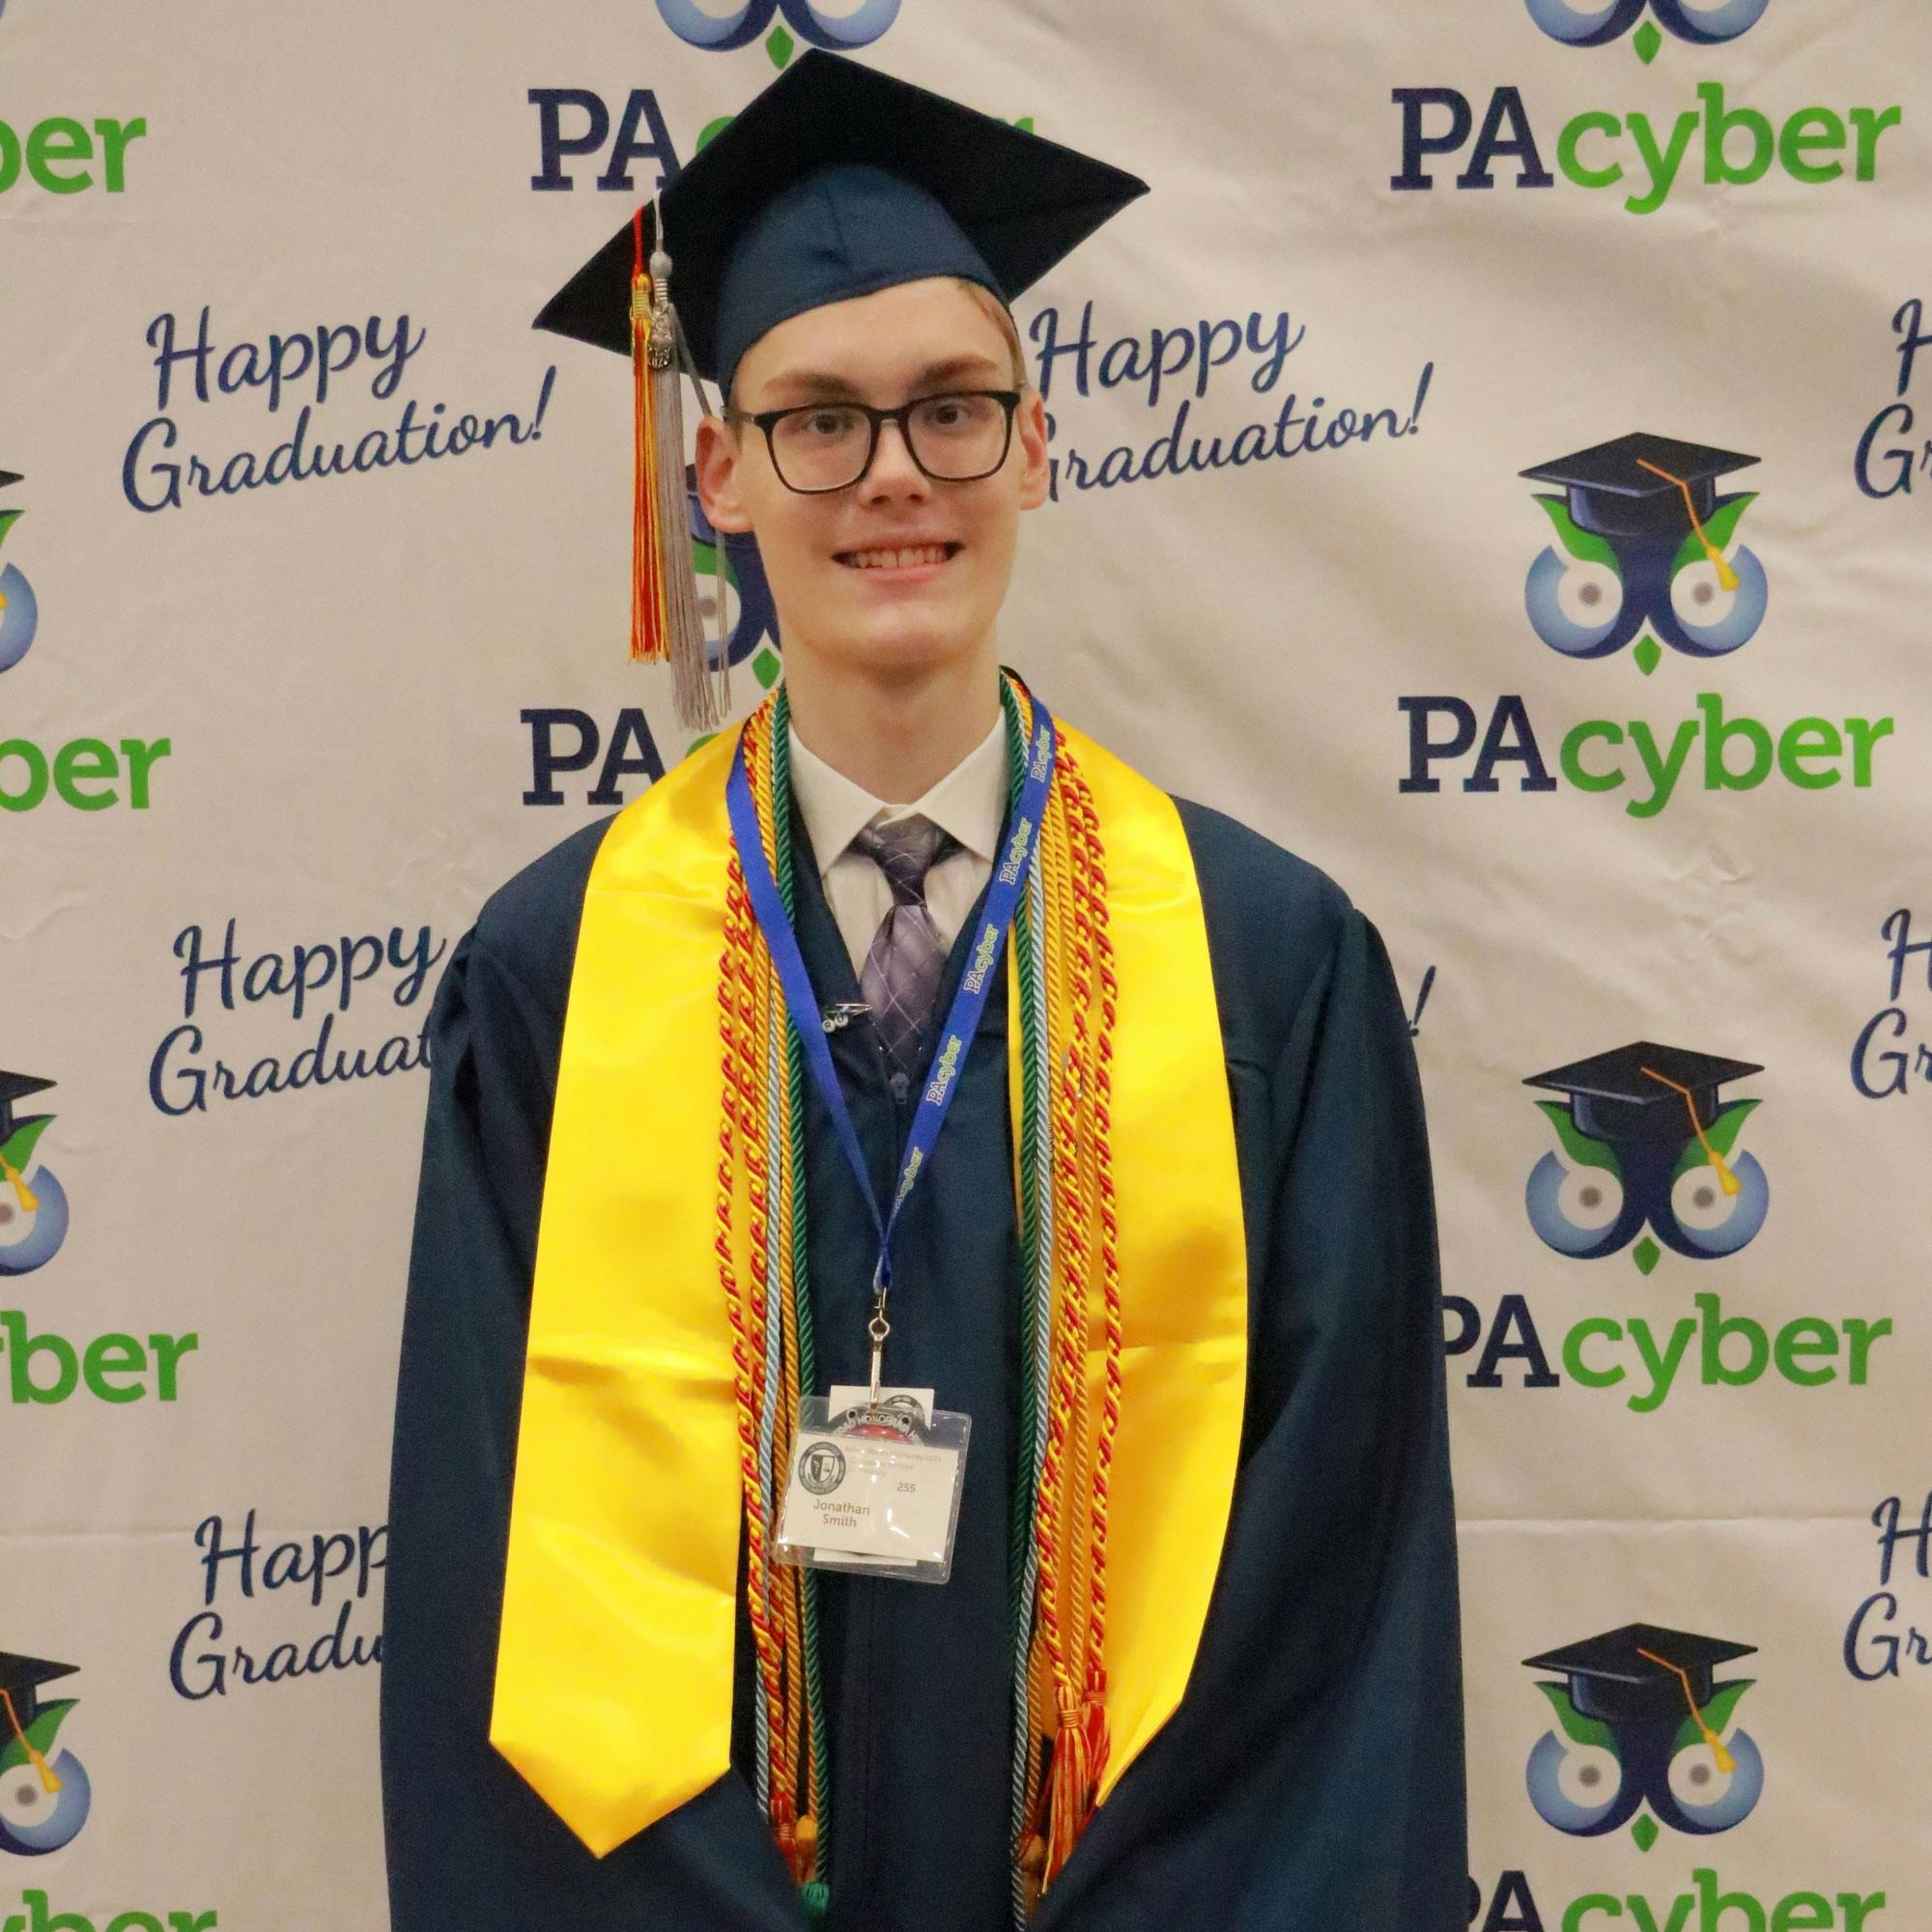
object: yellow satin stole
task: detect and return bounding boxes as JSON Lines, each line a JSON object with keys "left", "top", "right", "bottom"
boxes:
{"left": 490, "top": 717, "right": 1248, "bottom": 1857}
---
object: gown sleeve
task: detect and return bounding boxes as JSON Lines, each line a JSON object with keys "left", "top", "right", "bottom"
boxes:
{"left": 379, "top": 920, "right": 803, "bottom": 1932}
{"left": 1036, "top": 894, "right": 1467, "bottom": 1930}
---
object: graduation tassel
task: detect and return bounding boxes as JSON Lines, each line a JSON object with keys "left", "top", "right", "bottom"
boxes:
{"left": 1634, "top": 456, "right": 1741, "bottom": 591}
{"left": 1640, "top": 1064, "right": 1742, "bottom": 1196}
{"left": 630, "top": 213, "right": 721, "bottom": 729}
{"left": 1, "top": 1151, "right": 38, "bottom": 1214}
{"left": 0, "top": 1690, "right": 59, "bottom": 1796}
{"left": 1637, "top": 1646, "right": 1738, "bottom": 1775}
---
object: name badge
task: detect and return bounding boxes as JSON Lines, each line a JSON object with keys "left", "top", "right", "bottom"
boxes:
{"left": 775, "top": 1388, "right": 971, "bottom": 1585}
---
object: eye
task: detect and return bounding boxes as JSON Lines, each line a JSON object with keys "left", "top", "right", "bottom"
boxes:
{"left": 1665, "top": 545, "right": 1768, "bottom": 656}
{"left": 1526, "top": 1151, "right": 1632, "bottom": 1257}
{"left": 1651, "top": 0, "right": 1770, "bottom": 44}
{"left": 0, "top": 1748, "right": 91, "bottom": 1854}
{"left": 1666, "top": 1151, "right": 1769, "bottom": 1256}
{"left": 1661, "top": 1726, "right": 1765, "bottom": 1832}
{"left": 1522, "top": 0, "right": 1647, "bottom": 44}
{"left": 0, "top": 1163, "right": 68, "bottom": 1274}
{"left": 1526, "top": 1730, "right": 1628, "bottom": 1833}
{"left": 1525, "top": 547, "right": 1627, "bottom": 657}
{"left": 797, "top": 408, "right": 861, "bottom": 440}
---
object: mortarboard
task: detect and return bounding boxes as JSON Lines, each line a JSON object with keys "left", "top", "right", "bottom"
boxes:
{"left": 0, "top": 1070, "right": 56, "bottom": 1215}
{"left": 1524, "top": 1623, "right": 1755, "bottom": 1766}
{"left": 1526, "top": 1039, "right": 1759, "bottom": 1197}
{"left": 1522, "top": 431, "right": 1757, "bottom": 590}
{"left": 533, "top": 49, "right": 1147, "bottom": 724}
{"left": 0, "top": 470, "right": 20, "bottom": 493}
{"left": 0, "top": 1652, "right": 79, "bottom": 1802}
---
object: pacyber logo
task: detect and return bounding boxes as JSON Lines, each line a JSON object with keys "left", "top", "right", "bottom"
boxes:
{"left": 0, "top": 471, "right": 38, "bottom": 676}
{"left": 1524, "top": 1622, "right": 1763, "bottom": 1852}
{"left": 0, "top": 1072, "right": 69, "bottom": 1276}
{"left": 1525, "top": 1039, "right": 1768, "bottom": 1275}
{"left": 0, "top": 1652, "right": 92, "bottom": 1855}
{"left": 1526, "top": 0, "right": 1767, "bottom": 56}
{"left": 655, "top": 0, "right": 900, "bottom": 53}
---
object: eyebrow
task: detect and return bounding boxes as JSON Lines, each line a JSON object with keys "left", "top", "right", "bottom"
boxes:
{"left": 755, "top": 354, "right": 1008, "bottom": 406}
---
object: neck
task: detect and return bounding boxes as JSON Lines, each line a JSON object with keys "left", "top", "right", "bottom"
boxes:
{"left": 782, "top": 640, "right": 1003, "bottom": 803}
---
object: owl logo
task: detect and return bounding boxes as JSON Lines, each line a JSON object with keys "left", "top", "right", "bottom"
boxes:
{"left": 1524, "top": 1624, "right": 1764, "bottom": 1852}
{"left": 0, "top": 1072, "right": 70, "bottom": 1278}
{"left": 0, "top": 1653, "right": 93, "bottom": 1857}
{"left": 0, "top": 472, "right": 40, "bottom": 677}
{"left": 1524, "top": 1041, "right": 1769, "bottom": 1274}
{"left": 1525, "top": 0, "right": 1769, "bottom": 50}
{"left": 1522, "top": 433, "right": 1767, "bottom": 672}
{"left": 687, "top": 472, "right": 781, "bottom": 681}
{"left": 655, "top": 0, "right": 901, "bottom": 55}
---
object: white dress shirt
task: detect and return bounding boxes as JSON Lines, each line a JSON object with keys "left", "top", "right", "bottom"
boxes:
{"left": 788, "top": 715, "right": 1008, "bottom": 979}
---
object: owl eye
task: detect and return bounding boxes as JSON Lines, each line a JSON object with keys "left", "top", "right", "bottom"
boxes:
{"left": 1651, "top": 0, "right": 1770, "bottom": 44}
{"left": 652, "top": 0, "right": 769, "bottom": 50}
{"left": 1526, "top": 1730, "right": 1628, "bottom": 1833}
{"left": 1525, "top": 549, "right": 1628, "bottom": 657}
{"left": 1661, "top": 1727, "right": 1765, "bottom": 1833}
{"left": 783, "top": 0, "right": 905, "bottom": 47}
{"left": 0, "top": 1164, "right": 68, "bottom": 1275}
{"left": 0, "top": 1748, "right": 92, "bottom": 1854}
{"left": 1523, "top": 0, "right": 1646, "bottom": 44}
{"left": 1666, "top": 1151, "right": 1769, "bottom": 1257}
{"left": 1526, "top": 1151, "right": 1633, "bottom": 1257}
{"left": 1664, "top": 545, "right": 1768, "bottom": 656}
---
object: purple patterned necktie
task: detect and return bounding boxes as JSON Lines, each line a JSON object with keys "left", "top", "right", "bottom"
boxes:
{"left": 853, "top": 814, "right": 962, "bottom": 1090}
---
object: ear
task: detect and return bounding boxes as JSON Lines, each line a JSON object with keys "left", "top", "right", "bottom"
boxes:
{"left": 695, "top": 412, "right": 754, "bottom": 535}
{"left": 1015, "top": 389, "right": 1050, "bottom": 511}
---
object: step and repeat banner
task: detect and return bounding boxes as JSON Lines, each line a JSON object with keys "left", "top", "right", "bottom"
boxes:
{"left": 2, "top": 0, "right": 1926, "bottom": 1925}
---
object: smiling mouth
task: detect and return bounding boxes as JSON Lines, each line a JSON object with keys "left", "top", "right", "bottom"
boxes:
{"left": 836, "top": 542, "right": 962, "bottom": 570}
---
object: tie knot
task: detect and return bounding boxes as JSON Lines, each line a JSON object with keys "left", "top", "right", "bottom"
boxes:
{"left": 854, "top": 814, "right": 958, "bottom": 905}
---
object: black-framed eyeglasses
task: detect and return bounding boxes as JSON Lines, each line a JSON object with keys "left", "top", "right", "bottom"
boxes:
{"left": 725, "top": 389, "right": 1023, "bottom": 495}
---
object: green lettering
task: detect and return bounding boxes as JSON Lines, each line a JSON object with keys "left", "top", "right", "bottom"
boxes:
{"left": 1771, "top": 1898, "right": 1833, "bottom": 1932}
{"left": 166, "top": 1916, "right": 218, "bottom": 1932}
{"left": 1562, "top": 719, "right": 1626, "bottom": 792}
{"left": 0, "top": 120, "right": 20, "bottom": 193}
{"left": 1850, "top": 106, "right": 1902, "bottom": 181}
{"left": 0, "top": 738, "right": 50, "bottom": 811}
{"left": 1778, "top": 108, "right": 1845, "bottom": 184}
{"left": 1699, "top": 692, "right": 1773, "bottom": 790}
{"left": 1565, "top": 1899, "right": 1623, "bottom": 1930}
{"left": 1777, "top": 718, "right": 1842, "bottom": 788}
{"left": 150, "top": 1330, "right": 198, "bottom": 1402}
{"left": 1845, "top": 716, "right": 1893, "bottom": 785}
{"left": 1695, "top": 1870, "right": 1765, "bottom": 1932}
{"left": 1626, "top": 109, "right": 1697, "bottom": 213}
{"left": 1698, "top": 1292, "right": 1768, "bottom": 1387}
{"left": 1625, "top": 718, "right": 1697, "bottom": 818}
{"left": 94, "top": 116, "right": 147, "bottom": 193}
{"left": 2, "top": 1310, "right": 77, "bottom": 1404}
{"left": 1627, "top": 1316, "right": 1695, "bottom": 1412}
{"left": 83, "top": 1332, "right": 149, "bottom": 1403}
{"left": 53, "top": 737, "right": 120, "bottom": 810}
{"left": 1627, "top": 1895, "right": 1692, "bottom": 1932}
{"left": 1700, "top": 83, "right": 1774, "bottom": 185}
{"left": 1559, "top": 111, "right": 1624, "bottom": 188}
{"left": 25, "top": 116, "right": 93, "bottom": 194}
{"left": 1843, "top": 1318, "right": 1891, "bottom": 1385}
{"left": 106, "top": 1914, "right": 164, "bottom": 1932}
{"left": 122, "top": 736, "right": 171, "bottom": 809}
{"left": 1772, "top": 1319, "right": 1837, "bottom": 1386}
{"left": 1564, "top": 1317, "right": 1626, "bottom": 1388}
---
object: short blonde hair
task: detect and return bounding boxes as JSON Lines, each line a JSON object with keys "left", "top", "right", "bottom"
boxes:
{"left": 956, "top": 278, "right": 1029, "bottom": 390}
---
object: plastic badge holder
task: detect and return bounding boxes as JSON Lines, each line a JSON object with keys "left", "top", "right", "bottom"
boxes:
{"left": 775, "top": 1391, "right": 972, "bottom": 1585}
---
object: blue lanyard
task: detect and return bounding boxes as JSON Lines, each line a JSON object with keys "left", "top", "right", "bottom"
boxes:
{"left": 725, "top": 689, "right": 1056, "bottom": 1378}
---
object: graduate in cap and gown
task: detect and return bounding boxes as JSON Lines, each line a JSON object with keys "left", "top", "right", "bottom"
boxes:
{"left": 381, "top": 49, "right": 1465, "bottom": 1932}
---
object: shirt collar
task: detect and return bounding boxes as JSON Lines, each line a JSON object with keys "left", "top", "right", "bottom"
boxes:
{"left": 788, "top": 709, "right": 1009, "bottom": 879}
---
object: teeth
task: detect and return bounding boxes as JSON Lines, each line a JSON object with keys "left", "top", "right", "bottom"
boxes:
{"left": 845, "top": 544, "right": 950, "bottom": 570}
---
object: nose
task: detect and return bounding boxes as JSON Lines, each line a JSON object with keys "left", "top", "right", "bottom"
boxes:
{"left": 860, "top": 417, "right": 929, "bottom": 501}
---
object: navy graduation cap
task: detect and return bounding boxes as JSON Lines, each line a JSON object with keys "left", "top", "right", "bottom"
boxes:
{"left": 537, "top": 48, "right": 1149, "bottom": 391}
{"left": 1521, "top": 432, "right": 1758, "bottom": 542}
{"left": 0, "top": 469, "right": 20, "bottom": 493}
{"left": 1523, "top": 1622, "right": 1756, "bottom": 1727}
{"left": 1525, "top": 1040, "right": 1760, "bottom": 1147}
{"left": 534, "top": 47, "right": 1147, "bottom": 724}
{"left": 0, "top": 1070, "right": 55, "bottom": 1148}
{"left": 0, "top": 1651, "right": 78, "bottom": 1734}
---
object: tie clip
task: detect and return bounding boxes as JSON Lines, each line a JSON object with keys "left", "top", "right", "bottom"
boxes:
{"left": 822, "top": 1002, "right": 871, "bottom": 1034}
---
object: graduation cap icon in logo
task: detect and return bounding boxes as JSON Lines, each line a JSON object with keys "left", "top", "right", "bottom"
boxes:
{"left": 0, "top": 469, "right": 21, "bottom": 494}
{"left": 0, "top": 1070, "right": 56, "bottom": 1215}
{"left": 1523, "top": 431, "right": 1757, "bottom": 553}
{"left": 1524, "top": 1623, "right": 1757, "bottom": 1732}
{"left": 1523, "top": 1042, "right": 1770, "bottom": 1264}
{"left": 534, "top": 48, "right": 1147, "bottom": 724}
{"left": 0, "top": 1651, "right": 79, "bottom": 1795}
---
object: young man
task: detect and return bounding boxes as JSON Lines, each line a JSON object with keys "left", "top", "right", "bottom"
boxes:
{"left": 382, "top": 50, "right": 1464, "bottom": 1932}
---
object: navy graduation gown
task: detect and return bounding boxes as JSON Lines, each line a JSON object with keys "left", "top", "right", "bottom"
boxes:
{"left": 380, "top": 789, "right": 1466, "bottom": 1931}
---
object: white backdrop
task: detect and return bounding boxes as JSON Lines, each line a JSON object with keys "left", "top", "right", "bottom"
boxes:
{"left": 2, "top": 1, "right": 1927, "bottom": 1925}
